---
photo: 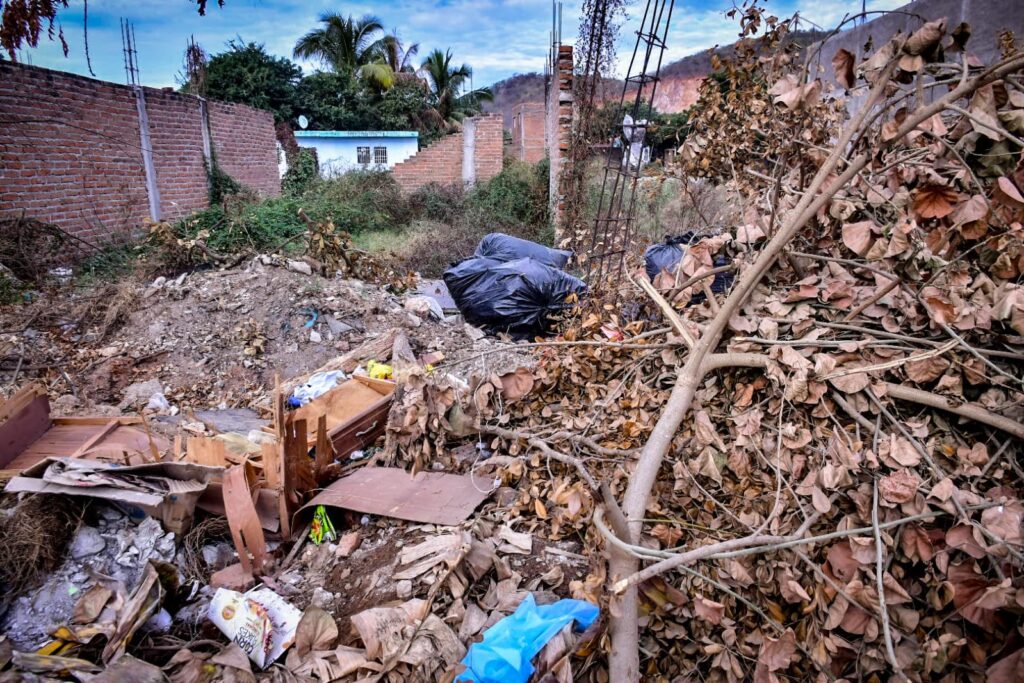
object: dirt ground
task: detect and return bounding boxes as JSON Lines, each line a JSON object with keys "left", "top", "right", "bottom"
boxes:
{"left": 0, "top": 257, "right": 520, "bottom": 414}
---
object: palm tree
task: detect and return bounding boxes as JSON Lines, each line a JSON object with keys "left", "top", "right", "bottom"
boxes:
{"left": 382, "top": 31, "right": 419, "bottom": 75}
{"left": 293, "top": 13, "right": 386, "bottom": 76}
{"left": 419, "top": 49, "right": 493, "bottom": 124}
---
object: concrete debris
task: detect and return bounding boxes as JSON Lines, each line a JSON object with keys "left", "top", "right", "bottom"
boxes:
{"left": 69, "top": 526, "right": 106, "bottom": 559}
{"left": 119, "top": 379, "right": 164, "bottom": 410}
{"left": 286, "top": 259, "right": 313, "bottom": 276}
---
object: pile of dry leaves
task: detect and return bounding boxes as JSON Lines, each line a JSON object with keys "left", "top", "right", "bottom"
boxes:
{"left": 381, "top": 11, "right": 1024, "bottom": 682}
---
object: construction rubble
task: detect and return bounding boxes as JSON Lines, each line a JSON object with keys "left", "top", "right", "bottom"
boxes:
{"left": 0, "top": 15, "right": 1022, "bottom": 683}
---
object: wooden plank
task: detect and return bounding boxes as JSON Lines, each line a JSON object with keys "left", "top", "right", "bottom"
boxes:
{"left": 0, "top": 384, "right": 46, "bottom": 423}
{"left": 314, "top": 414, "right": 334, "bottom": 480}
{"left": 261, "top": 441, "right": 281, "bottom": 489}
{"left": 70, "top": 420, "right": 119, "bottom": 458}
{"left": 186, "top": 436, "right": 229, "bottom": 467}
{"left": 52, "top": 416, "right": 143, "bottom": 426}
{"left": 0, "top": 394, "right": 51, "bottom": 468}
{"left": 222, "top": 464, "right": 267, "bottom": 575}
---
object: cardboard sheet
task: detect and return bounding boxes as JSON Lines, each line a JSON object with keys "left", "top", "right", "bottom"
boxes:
{"left": 5, "top": 457, "right": 219, "bottom": 533}
{"left": 297, "top": 467, "right": 493, "bottom": 526}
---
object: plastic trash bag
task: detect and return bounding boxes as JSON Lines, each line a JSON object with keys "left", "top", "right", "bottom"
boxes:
{"left": 474, "top": 233, "right": 572, "bottom": 269}
{"left": 456, "top": 593, "right": 599, "bottom": 683}
{"left": 443, "top": 257, "right": 586, "bottom": 337}
{"left": 289, "top": 370, "right": 345, "bottom": 408}
{"left": 643, "top": 234, "right": 734, "bottom": 300}
{"left": 643, "top": 232, "right": 697, "bottom": 281}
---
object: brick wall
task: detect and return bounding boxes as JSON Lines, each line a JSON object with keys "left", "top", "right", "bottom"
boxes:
{"left": 546, "top": 45, "right": 573, "bottom": 235}
{"left": 143, "top": 87, "right": 207, "bottom": 222}
{"left": 0, "top": 62, "right": 280, "bottom": 245}
{"left": 391, "top": 114, "right": 504, "bottom": 193}
{"left": 511, "top": 103, "right": 546, "bottom": 163}
{"left": 208, "top": 100, "right": 281, "bottom": 197}
{"left": 472, "top": 114, "right": 504, "bottom": 182}
{"left": 0, "top": 63, "right": 150, "bottom": 245}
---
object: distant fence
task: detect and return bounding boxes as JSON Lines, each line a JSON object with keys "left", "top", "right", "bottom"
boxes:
{"left": 0, "top": 62, "right": 280, "bottom": 245}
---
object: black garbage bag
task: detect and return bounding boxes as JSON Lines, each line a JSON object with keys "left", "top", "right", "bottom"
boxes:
{"left": 444, "top": 256, "right": 586, "bottom": 336}
{"left": 443, "top": 256, "right": 503, "bottom": 304}
{"left": 474, "top": 233, "right": 572, "bottom": 269}
{"left": 643, "top": 233, "right": 734, "bottom": 301}
{"left": 643, "top": 232, "right": 696, "bottom": 281}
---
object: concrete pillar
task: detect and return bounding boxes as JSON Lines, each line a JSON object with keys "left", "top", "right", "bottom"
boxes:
{"left": 132, "top": 86, "right": 162, "bottom": 221}
{"left": 462, "top": 117, "right": 477, "bottom": 186}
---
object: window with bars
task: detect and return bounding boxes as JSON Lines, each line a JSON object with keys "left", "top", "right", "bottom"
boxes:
{"left": 373, "top": 146, "right": 387, "bottom": 165}
{"left": 356, "top": 146, "right": 370, "bottom": 164}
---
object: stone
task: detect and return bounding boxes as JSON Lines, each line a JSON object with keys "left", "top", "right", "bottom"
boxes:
{"left": 119, "top": 379, "right": 164, "bottom": 409}
{"left": 464, "top": 324, "right": 486, "bottom": 341}
{"left": 404, "top": 312, "right": 422, "bottom": 328}
{"left": 51, "top": 394, "right": 80, "bottom": 410}
{"left": 324, "top": 315, "right": 354, "bottom": 336}
{"left": 309, "top": 330, "right": 322, "bottom": 344}
{"left": 335, "top": 531, "right": 361, "bottom": 558}
{"left": 210, "top": 563, "right": 255, "bottom": 591}
{"left": 70, "top": 526, "right": 106, "bottom": 559}
{"left": 404, "top": 295, "right": 444, "bottom": 320}
{"left": 287, "top": 260, "right": 313, "bottom": 276}
{"left": 311, "top": 587, "right": 335, "bottom": 609}
{"left": 146, "top": 393, "right": 170, "bottom": 412}
{"left": 396, "top": 580, "right": 413, "bottom": 599}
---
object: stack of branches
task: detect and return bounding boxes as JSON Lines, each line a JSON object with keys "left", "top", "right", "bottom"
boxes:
{"left": 382, "top": 8, "right": 1024, "bottom": 682}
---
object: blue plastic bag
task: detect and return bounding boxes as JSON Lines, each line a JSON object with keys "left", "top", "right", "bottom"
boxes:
{"left": 456, "top": 594, "right": 599, "bottom": 683}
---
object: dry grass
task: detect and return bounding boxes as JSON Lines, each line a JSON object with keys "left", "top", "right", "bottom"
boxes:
{"left": 179, "top": 516, "right": 231, "bottom": 583}
{"left": 0, "top": 493, "right": 82, "bottom": 596}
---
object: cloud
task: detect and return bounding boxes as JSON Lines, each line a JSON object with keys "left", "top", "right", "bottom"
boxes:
{"left": 16, "top": 0, "right": 909, "bottom": 90}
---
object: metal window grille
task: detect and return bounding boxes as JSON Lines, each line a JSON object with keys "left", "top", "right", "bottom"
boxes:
{"left": 374, "top": 146, "right": 387, "bottom": 165}
{"left": 357, "top": 147, "right": 371, "bottom": 164}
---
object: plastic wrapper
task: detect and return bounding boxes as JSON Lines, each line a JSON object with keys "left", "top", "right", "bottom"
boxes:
{"left": 456, "top": 594, "right": 599, "bottom": 683}
{"left": 309, "top": 504, "right": 337, "bottom": 545}
{"left": 443, "top": 257, "right": 586, "bottom": 337}
{"left": 208, "top": 587, "right": 302, "bottom": 669}
{"left": 474, "top": 233, "right": 572, "bottom": 269}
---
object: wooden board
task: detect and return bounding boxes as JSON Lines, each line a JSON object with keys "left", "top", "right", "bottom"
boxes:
{"left": 0, "top": 393, "right": 50, "bottom": 468}
{"left": 297, "top": 468, "right": 493, "bottom": 527}
{"left": 0, "top": 386, "right": 167, "bottom": 472}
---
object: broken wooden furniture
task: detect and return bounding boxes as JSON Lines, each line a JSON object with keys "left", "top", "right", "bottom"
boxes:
{"left": 188, "top": 375, "right": 396, "bottom": 540}
{"left": 0, "top": 385, "right": 166, "bottom": 475}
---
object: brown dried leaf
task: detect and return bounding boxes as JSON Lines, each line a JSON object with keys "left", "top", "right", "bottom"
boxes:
{"left": 841, "top": 220, "right": 875, "bottom": 256}
{"left": 693, "top": 595, "right": 726, "bottom": 624}
{"left": 879, "top": 468, "right": 921, "bottom": 503}
{"left": 913, "top": 184, "right": 959, "bottom": 219}
{"left": 832, "top": 48, "right": 855, "bottom": 89}
{"left": 904, "top": 18, "right": 946, "bottom": 56}
{"left": 295, "top": 607, "right": 339, "bottom": 659}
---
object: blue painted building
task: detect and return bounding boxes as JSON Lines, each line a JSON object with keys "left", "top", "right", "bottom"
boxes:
{"left": 292, "top": 130, "right": 419, "bottom": 176}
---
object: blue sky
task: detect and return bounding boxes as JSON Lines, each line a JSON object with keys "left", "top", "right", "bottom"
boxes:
{"left": 17, "top": 0, "right": 902, "bottom": 88}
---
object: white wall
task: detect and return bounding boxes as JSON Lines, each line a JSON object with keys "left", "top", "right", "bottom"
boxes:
{"left": 297, "top": 136, "right": 419, "bottom": 176}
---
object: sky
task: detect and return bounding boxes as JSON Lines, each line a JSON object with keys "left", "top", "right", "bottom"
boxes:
{"left": 16, "top": 0, "right": 904, "bottom": 89}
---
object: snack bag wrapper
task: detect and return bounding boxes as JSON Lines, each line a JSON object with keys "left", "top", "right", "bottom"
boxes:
{"left": 208, "top": 587, "right": 302, "bottom": 668}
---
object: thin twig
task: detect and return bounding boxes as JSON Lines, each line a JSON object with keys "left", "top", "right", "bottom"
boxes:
{"left": 872, "top": 480, "right": 907, "bottom": 681}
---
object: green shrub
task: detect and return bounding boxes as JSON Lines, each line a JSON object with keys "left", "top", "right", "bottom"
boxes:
{"left": 282, "top": 149, "right": 319, "bottom": 197}
{"left": 465, "top": 160, "right": 549, "bottom": 228}
{"left": 299, "top": 171, "right": 411, "bottom": 234}
{"left": 407, "top": 183, "right": 466, "bottom": 223}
